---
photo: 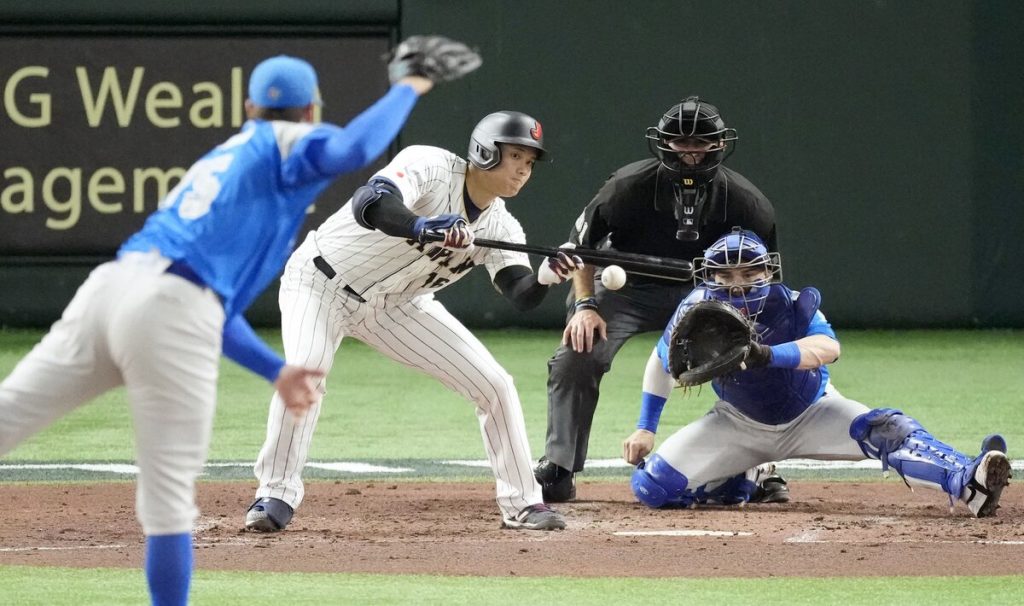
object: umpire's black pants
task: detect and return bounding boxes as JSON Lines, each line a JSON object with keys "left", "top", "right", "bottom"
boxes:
{"left": 544, "top": 278, "right": 691, "bottom": 472}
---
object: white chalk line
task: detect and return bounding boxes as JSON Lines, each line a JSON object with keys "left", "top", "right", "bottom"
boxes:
{"left": 0, "top": 543, "right": 127, "bottom": 553}
{"left": 2, "top": 457, "right": 1021, "bottom": 475}
{"left": 615, "top": 530, "right": 753, "bottom": 537}
{"left": 785, "top": 537, "right": 1024, "bottom": 545}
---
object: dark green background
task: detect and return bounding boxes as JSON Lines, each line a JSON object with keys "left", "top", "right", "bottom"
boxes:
{"left": 1, "top": 0, "right": 1021, "bottom": 328}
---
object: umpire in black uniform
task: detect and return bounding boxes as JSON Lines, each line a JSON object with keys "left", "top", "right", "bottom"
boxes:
{"left": 535, "top": 96, "right": 787, "bottom": 502}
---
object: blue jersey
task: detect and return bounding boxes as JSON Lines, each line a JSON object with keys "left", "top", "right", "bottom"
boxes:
{"left": 120, "top": 84, "right": 418, "bottom": 319}
{"left": 657, "top": 284, "right": 836, "bottom": 425}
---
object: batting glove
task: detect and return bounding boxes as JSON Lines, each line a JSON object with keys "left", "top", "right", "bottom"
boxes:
{"left": 538, "top": 251, "right": 585, "bottom": 285}
{"left": 414, "top": 214, "right": 475, "bottom": 252}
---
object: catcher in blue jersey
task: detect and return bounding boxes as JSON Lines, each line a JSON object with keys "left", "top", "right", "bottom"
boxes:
{"left": 622, "top": 228, "right": 1011, "bottom": 516}
{"left": 0, "top": 37, "right": 479, "bottom": 606}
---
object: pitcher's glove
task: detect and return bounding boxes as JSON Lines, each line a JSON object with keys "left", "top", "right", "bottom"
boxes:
{"left": 668, "top": 300, "right": 755, "bottom": 387}
{"left": 387, "top": 35, "right": 483, "bottom": 84}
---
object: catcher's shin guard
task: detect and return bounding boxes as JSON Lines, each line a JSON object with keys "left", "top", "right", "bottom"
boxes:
{"left": 850, "top": 408, "right": 999, "bottom": 509}
{"left": 631, "top": 454, "right": 693, "bottom": 508}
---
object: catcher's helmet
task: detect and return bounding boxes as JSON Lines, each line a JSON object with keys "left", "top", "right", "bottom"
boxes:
{"left": 645, "top": 96, "right": 737, "bottom": 184}
{"left": 695, "top": 227, "right": 780, "bottom": 319}
{"left": 468, "top": 111, "right": 547, "bottom": 170}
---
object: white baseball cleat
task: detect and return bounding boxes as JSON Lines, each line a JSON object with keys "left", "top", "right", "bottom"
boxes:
{"left": 963, "top": 450, "right": 1011, "bottom": 518}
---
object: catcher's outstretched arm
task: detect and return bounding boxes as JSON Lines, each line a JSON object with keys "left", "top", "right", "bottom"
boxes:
{"left": 746, "top": 334, "right": 840, "bottom": 371}
{"left": 792, "top": 335, "right": 840, "bottom": 368}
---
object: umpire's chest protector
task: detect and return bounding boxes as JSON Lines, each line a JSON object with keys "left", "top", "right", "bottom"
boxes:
{"left": 714, "top": 285, "right": 827, "bottom": 425}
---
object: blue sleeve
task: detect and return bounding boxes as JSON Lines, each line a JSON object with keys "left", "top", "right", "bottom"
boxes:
{"left": 805, "top": 310, "right": 836, "bottom": 339}
{"left": 222, "top": 314, "right": 285, "bottom": 383}
{"left": 655, "top": 338, "right": 671, "bottom": 374}
{"left": 637, "top": 392, "right": 668, "bottom": 432}
{"left": 305, "top": 84, "right": 419, "bottom": 177}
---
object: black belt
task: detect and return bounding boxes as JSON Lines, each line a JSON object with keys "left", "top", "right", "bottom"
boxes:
{"left": 313, "top": 255, "right": 366, "bottom": 302}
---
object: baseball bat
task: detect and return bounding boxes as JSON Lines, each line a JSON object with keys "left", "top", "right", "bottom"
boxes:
{"left": 422, "top": 233, "right": 693, "bottom": 282}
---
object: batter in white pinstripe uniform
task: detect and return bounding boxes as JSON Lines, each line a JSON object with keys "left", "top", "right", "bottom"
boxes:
{"left": 246, "top": 111, "right": 581, "bottom": 531}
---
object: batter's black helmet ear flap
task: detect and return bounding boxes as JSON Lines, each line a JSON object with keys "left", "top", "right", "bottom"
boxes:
{"left": 468, "top": 111, "right": 547, "bottom": 169}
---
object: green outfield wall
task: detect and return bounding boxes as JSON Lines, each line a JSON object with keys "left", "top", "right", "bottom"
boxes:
{"left": 1, "top": 0, "right": 1021, "bottom": 328}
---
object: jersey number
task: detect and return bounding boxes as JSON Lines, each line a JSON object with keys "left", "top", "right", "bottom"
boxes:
{"left": 420, "top": 273, "right": 451, "bottom": 289}
{"left": 162, "top": 153, "right": 235, "bottom": 220}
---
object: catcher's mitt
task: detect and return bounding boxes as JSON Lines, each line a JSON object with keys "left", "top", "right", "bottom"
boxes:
{"left": 386, "top": 35, "right": 483, "bottom": 84}
{"left": 668, "top": 300, "right": 754, "bottom": 387}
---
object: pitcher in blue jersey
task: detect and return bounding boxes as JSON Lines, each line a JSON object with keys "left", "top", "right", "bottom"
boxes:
{"left": 0, "top": 40, "right": 477, "bottom": 606}
{"left": 622, "top": 228, "right": 1011, "bottom": 517}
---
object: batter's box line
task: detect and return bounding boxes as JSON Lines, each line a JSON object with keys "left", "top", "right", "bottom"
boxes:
{"left": 0, "top": 543, "right": 128, "bottom": 552}
{"left": 785, "top": 530, "right": 1024, "bottom": 545}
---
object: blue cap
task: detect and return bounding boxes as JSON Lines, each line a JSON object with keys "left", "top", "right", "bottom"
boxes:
{"left": 248, "top": 55, "right": 322, "bottom": 108}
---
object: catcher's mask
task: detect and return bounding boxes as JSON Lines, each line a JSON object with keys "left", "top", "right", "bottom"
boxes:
{"left": 694, "top": 227, "right": 781, "bottom": 321}
{"left": 646, "top": 96, "right": 737, "bottom": 183}
{"left": 646, "top": 97, "right": 737, "bottom": 241}
{"left": 468, "top": 111, "right": 547, "bottom": 170}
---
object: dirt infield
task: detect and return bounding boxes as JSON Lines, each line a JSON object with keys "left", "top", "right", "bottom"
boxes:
{"left": 3, "top": 480, "right": 1022, "bottom": 577}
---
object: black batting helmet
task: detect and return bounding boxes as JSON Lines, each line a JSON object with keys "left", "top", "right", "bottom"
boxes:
{"left": 468, "top": 111, "right": 547, "bottom": 170}
{"left": 645, "top": 96, "right": 737, "bottom": 184}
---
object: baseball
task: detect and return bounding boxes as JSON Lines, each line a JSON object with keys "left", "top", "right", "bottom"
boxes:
{"left": 601, "top": 265, "right": 627, "bottom": 290}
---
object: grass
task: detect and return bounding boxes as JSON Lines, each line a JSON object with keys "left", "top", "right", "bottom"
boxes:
{"left": 0, "top": 567, "right": 1022, "bottom": 606}
{"left": 1, "top": 328, "right": 1021, "bottom": 462}
{"left": 1, "top": 328, "right": 1022, "bottom": 605}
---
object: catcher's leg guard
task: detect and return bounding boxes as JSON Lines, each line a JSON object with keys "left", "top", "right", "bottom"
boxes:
{"left": 631, "top": 454, "right": 694, "bottom": 508}
{"left": 850, "top": 408, "right": 976, "bottom": 498}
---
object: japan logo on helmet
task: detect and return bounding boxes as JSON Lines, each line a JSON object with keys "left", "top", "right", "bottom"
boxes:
{"left": 468, "top": 111, "right": 548, "bottom": 170}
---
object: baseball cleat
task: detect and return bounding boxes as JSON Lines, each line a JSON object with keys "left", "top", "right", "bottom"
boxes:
{"left": 751, "top": 474, "right": 791, "bottom": 503}
{"left": 534, "top": 457, "right": 576, "bottom": 503}
{"left": 981, "top": 434, "right": 1007, "bottom": 454}
{"left": 502, "top": 504, "right": 566, "bottom": 531}
{"left": 748, "top": 462, "right": 791, "bottom": 504}
{"left": 245, "top": 497, "right": 294, "bottom": 532}
{"left": 963, "top": 450, "right": 1012, "bottom": 518}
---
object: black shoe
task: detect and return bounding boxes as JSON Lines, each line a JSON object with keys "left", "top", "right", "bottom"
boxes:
{"left": 751, "top": 474, "right": 790, "bottom": 504}
{"left": 534, "top": 457, "right": 576, "bottom": 502}
{"left": 245, "top": 497, "right": 295, "bottom": 532}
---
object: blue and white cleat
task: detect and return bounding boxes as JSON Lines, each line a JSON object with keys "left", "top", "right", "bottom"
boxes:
{"left": 981, "top": 434, "right": 1007, "bottom": 454}
{"left": 962, "top": 449, "right": 1011, "bottom": 518}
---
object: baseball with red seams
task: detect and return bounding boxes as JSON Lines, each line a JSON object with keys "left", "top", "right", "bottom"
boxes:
{"left": 601, "top": 265, "right": 626, "bottom": 290}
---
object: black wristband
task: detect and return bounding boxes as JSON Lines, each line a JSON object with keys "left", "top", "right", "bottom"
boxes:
{"left": 573, "top": 296, "right": 598, "bottom": 313}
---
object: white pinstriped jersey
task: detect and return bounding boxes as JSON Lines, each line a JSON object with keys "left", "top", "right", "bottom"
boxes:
{"left": 308, "top": 145, "right": 531, "bottom": 298}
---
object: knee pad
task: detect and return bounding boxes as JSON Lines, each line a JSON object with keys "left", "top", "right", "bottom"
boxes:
{"left": 849, "top": 407, "right": 923, "bottom": 460}
{"left": 631, "top": 454, "right": 692, "bottom": 508}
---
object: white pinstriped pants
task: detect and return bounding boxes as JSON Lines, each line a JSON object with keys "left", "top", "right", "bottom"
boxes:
{"left": 252, "top": 255, "right": 543, "bottom": 519}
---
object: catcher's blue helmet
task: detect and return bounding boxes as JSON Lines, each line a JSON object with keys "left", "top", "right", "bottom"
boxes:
{"left": 695, "top": 227, "right": 780, "bottom": 318}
